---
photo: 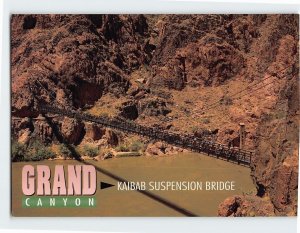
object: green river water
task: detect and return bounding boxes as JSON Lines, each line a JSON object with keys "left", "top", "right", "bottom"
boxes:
{"left": 12, "top": 152, "right": 255, "bottom": 216}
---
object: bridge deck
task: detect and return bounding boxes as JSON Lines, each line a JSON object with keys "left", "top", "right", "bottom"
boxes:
{"left": 38, "top": 105, "right": 252, "bottom": 167}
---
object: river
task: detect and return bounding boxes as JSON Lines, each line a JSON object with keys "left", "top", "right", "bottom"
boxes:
{"left": 11, "top": 152, "right": 255, "bottom": 216}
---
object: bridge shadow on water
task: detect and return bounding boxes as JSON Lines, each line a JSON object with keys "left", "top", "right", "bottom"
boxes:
{"left": 82, "top": 160, "right": 199, "bottom": 217}
{"left": 44, "top": 114, "right": 198, "bottom": 217}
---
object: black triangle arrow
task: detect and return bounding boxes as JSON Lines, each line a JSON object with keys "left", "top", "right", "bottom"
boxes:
{"left": 100, "top": 182, "right": 115, "bottom": 190}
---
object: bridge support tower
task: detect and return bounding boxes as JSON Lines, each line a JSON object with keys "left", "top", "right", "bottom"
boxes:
{"left": 239, "top": 123, "right": 246, "bottom": 150}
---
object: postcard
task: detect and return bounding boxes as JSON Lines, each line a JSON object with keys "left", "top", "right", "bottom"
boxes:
{"left": 11, "top": 14, "right": 299, "bottom": 217}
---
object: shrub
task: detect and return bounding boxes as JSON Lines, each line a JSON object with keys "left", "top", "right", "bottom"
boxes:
{"left": 115, "top": 144, "right": 130, "bottom": 152}
{"left": 201, "top": 118, "right": 210, "bottom": 124}
{"left": 12, "top": 140, "right": 56, "bottom": 162}
{"left": 130, "top": 141, "right": 145, "bottom": 152}
{"left": 30, "top": 146, "right": 56, "bottom": 161}
{"left": 83, "top": 145, "right": 99, "bottom": 157}
{"left": 221, "top": 96, "right": 233, "bottom": 106}
{"left": 11, "top": 141, "right": 27, "bottom": 162}
{"left": 191, "top": 126, "right": 198, "bottom": 133}
{"left": 59, "top": 144, "right": 72, "bottom": 159}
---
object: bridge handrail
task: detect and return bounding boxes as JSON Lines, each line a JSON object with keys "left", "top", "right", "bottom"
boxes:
{"left": 37, "top": 105, "right": 252, "bottom": 166}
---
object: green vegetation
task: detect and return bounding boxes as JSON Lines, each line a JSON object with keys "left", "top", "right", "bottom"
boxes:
{"left": 29, "top": 146, "right": 56, "bottom": 161}
{"left": 115, "top": 152, "right": 141, "bottom": 158}
{"left": 27, "top": 140, "right": 56, "bottom": 161}
{"left": 82, "top": 145, "right": 99, "bottom": 157}
{"left": 12, "top": 140, "right": 56, "bottom": 162}
{"left": 11, "top": 141, "right": 27, "bottom": 162}
{"left": 201, "top": 118, "right": 210, "bottom": 124}
{"left": 129, "top": 140, "right": 145, "bottom": 152}
{"left": 191, "top": 126, "right": 198, "bottom": 133}
{"left": 116, "top": 140, "right": 145, "bottom": 153}
{"left": 221, "top": 96, "right": 233, "bottom": 105}
{"left": 115, "top": 143, "right": 130, "bottom": 152}
{"left": 59, "top": 144, "right": 73, "bottom": 159}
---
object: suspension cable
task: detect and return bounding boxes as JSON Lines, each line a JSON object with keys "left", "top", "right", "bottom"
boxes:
{"left": 201, "top": 64, "right": 293, "bottom": 112}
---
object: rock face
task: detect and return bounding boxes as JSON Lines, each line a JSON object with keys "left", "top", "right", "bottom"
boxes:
{"left": 119, "top": 101, "right": 139, "bottom": 120}
{"left": 81, "top": 123, "right": 121, "bottom": 148}
{"left": 84, "top": 123, "right": 105, "bottom": 141}
{"left": 151, "top": 35, "right": 245, "bottom": 89}
{"left": 11, "top": 14, "right": 154, "bottom": 117}
{"left": 103, "top": 129, "right": 120, "bottom": 147}
{"left": 251, "top": 75, "right": 299, "bottom": 216}
{"left": 12, "top": 116, "right": 54, "bottom": 144}
{"left": 218, "top": 196, "right": 275, "bottom": 217}
{"left": 12, "top": 117, "right": 33, "bottom": 138}
{"left": 32, "top": 116, "right": 53, "bottom": 143}
{"left": 177, "top": 36, "right": 244, "bottom": 86}
{"left": 218, "top": 15, "right": 299, "bottom": 216}
{"left": 11, "top": 14, "right": 155, "bottom": 146}
{"left": 61, "top": 117, "right": 85, "bottom": 145}
{"left": 138, "top": 97, "right": 171, "bottom": 116}
{"left": 219, "top": 62, "right": 299, "bottom": 217}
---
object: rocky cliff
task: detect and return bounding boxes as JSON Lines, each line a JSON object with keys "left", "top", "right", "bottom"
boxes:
{"left": 217, "top": 15, "right": 299, "bottom": 216}
{"left": 12, "top": 14, "right": 152, "bottom": 116}
{"left": 218, "top": 73, "right": 299, "bottom": 216}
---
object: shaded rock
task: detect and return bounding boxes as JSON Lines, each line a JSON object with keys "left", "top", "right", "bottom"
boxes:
{"left": 251, "top": 75, "right": 299, "bottom": 216}
{"left": 23, "top": 15, "right": 37, "bottom": 30}
{"left": 218, "top": 196, "right": 242, "bottom": 216}
{"left": 146, "top": 142, "right": 166, "bottom": 156}
{"left": 32, "top": 116, "right": 53, "bottom": 143}
{"left": 12, "top": 117, "right": 33, "bottom": 137}
{"left": 61, "top": 117, "right": 85, "bottom": 145}
{"left": 151, "top": 15, "right": 226, "bottom": 67}
{"left": 193, "top": 128, "right": 218, "bottom": 139}
{"left": 138, "top": 97, "right": 171, "bottom": 116}
{"left": 82, "top": 125, "right": 122, "bottom": 148}
{"left": 228, "top": 136, "right": 240, "bottom": 148}
{"left": 84, "top": 123, "right": 105, "bottom": 141}
{"left": 103, "top": 129, "right": 119, "bottom": 146}
{"left": 269, "top": 155, "right": 298, "bottom": 214}
{"left": 119, "top": 101, "right": 139, "bottom": 120}
{"left": 225, "top": 129, "right": 235, "bottom": 135}
{"left": 150, "top": 35, "right": 245, "bottom": 89}
{"left": 149, "top": 57, "right": 186, "bottom": 90}
{"left": 71, "top": 80, "right": 104, "bottom": 108}
{"left": 178, "top": 36, "right": 244, "bottom": 86}
{"left": 103, "top": 152, "right": 114, "bottom": 160}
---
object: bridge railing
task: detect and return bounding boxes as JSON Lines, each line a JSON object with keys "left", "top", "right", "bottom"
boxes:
{"left": 38, "top": 105, "right": 253, "bottom": 167}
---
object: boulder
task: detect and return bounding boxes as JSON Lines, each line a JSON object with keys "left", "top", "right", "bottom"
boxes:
{"left": 103, "top": 129, "right": 119, "bottom": 146}
{"left": 146, "top": 141, "right": 185, "bottom": 156}
{"left": 138, "top": 97, "right": 171, "bottom": 116}
{"left": 61, "top": 117, "right": 84, "bottom": 145}
{"left": 118, "top": 101, "right": 139, "bottom": 120}
{"left": 218, "top": 195, "right": 275, "bottom": 217}
{"left": 84, "top": 123, "right": 105, "bottom": 141}
{"left": 32, "top": 117, "right": 53, "bottom": 143}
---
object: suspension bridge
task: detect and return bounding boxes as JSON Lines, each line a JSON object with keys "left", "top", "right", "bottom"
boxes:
{"left": 24, "top": 63, "right": 295, "bottom": 169}
{"left": 37, "top": 104, "right": 252, "bottom": 167}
